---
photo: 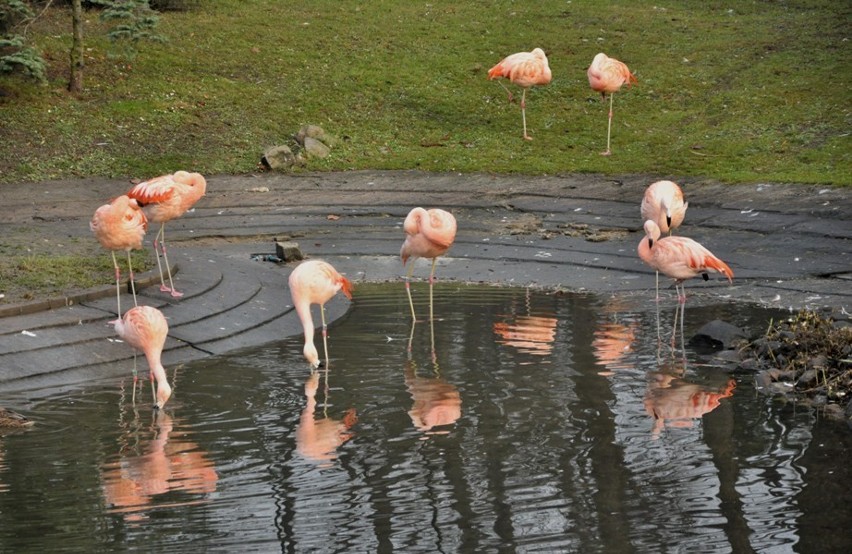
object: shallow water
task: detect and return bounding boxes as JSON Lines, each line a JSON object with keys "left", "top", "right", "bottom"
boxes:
{"left": 0, "top": 284, "right": 850, "bottom": 553}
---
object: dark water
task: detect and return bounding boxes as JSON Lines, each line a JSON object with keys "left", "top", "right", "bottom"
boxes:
{"left": 0, "top": 284, "right": 850, "bottom": 553}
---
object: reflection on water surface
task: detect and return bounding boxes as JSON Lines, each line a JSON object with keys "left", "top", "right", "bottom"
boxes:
{"left": 0, "top": 283, "right": 849, "bottom": 552}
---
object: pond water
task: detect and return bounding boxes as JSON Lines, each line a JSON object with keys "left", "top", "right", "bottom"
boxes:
{"left": 0, "top": 284, "right": 850, "bottom": 553}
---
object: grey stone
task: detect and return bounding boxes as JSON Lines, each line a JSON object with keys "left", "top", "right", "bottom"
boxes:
{"left": 261, "top": 145, "right": 304, "bottom": 170}
{"left": 295, "top": 125, "right": 339, "bottom": 148}
{"left": 303, "top": 137, "right": 331, "bottom": 159}
{"left": 275, "top": 241, "right": 304, "bottom": 262}
{"left": 690, "top": 319, "right": 748, "bottom": 350}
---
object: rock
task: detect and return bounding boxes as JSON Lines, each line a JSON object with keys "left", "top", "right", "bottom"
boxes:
{"left": 275, "top": 241, "right": 304, "bottom": 262}
{"left": 261, "top": 145, "right": 305, "bottom": 170}
{"left": 714, "top": 349, "right": 744, "bottom": 363}
{"left": 807, "top": 355, "right": 828, "bottom": 370}
{"left": 797, "top": 369, "right": 818, "bottom": 387}
{"left": 295, "top": 124, "right": 339, "bottom": 148}
{"left": 738, "top": 358, "right": 763, "bottom": 372}
{"left": 303, "top": 136, "right": 331, "bottom": 159}
{"left": 690, "top": 320, "right": 748, "bottom": 350}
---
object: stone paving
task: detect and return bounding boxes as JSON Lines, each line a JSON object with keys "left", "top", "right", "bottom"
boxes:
{"left": 0, "top": 171, "right": 849, "bottom": 394}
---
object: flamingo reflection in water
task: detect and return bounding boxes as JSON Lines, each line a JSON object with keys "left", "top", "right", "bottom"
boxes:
{"left": 492, "top": 288, "right": 558, "bottom": 359}
{"left": 296, "top": 371, "right": 357, "bottom": 464}
{"left": 101, "top": 411, "right": 218, "bottom": 521}
{"left": 592, "top": 298, "right": 638, "bottom": 375}
{"left": 405, "top": 321, "right": 461, "bottom": 434}
{"left": 644, "top": 361, "right": 736, "bottom": 439}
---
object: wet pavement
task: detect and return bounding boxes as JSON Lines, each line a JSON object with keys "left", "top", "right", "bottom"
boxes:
{"left": 0, "top": 171, "right": 849, "bottom": 392}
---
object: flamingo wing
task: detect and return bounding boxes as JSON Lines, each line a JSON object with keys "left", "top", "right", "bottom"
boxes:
{"left": 127, "top": 174, "right": 177, "bottom": 204}
{"left": 656, "top": 237, "right": 733, "bottom": 282}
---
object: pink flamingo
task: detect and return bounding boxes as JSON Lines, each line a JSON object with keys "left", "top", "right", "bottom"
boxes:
{"left": 638, "top": 220, "right": 733, "bottom": 305}
{"left": 640, "top": 180, "right": 689, "bottom": 299}
{"left": 587, "top": 52, "right": 637, "bottom": 155}
{"left": 289, "top": 260, "right": 354, "bottom": 370}
{"left": 90, "top": 194, "right": 148, "bottom": 316}
{"left": 112, "top": 305, "right": 172, "bottom": 410}
{"left": 488, "top": 48, "right": 552, "bottom": 140}
{"left": 400, "top": 207, "right": 457, "bottom": 322}
{"left": 127, "top": 171, "right": 207, "bottom": 298}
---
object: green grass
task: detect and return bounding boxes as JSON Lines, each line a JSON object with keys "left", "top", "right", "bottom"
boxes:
{"left": 0, "top": 0, "right": 849, "bottom": 185}
{"left": 0, "top": 1, "right": 849, "bottom": 304}
{"left": 0, "top": 248, "right": 151, "bottom": 303}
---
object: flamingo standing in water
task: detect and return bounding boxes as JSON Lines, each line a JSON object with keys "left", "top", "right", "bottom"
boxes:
{"left": 488, "top": 48, "right": 552, "bottom": 140}
{"left": 637, "top": 220, "right": 733, "bottom": 305}
{"left": 112, "top": 305, "right": 172, "bottom": 410}
{"left": 90, "top": 194, "right": 148, "bottom": 316}
{"left": 400, "top": 207, "right": 457, "bottom": 322}
{"left": 640, "top": 180, "right": 689, "bottom": 299}
{"left": 289, "top": 260, "right": 354, "bottom": 370}
{"left": 587, "top": 52, "right": 637, "bottom": 155}
{"left": 127, "top": 171, "right": 207, "bottom": 298}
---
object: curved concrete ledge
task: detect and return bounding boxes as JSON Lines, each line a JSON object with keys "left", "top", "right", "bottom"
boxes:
{"left": 0, "top": 171, "right": 849, "bottom": 393}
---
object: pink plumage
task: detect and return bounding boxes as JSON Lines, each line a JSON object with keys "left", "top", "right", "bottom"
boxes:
{"left": 126, "top": 171, "right": 207, "bottom": 297}
{"left": 488, "top": 48, "right": 552, "bottom": 140}
{"left": 90, "top": 194, "right": 148, "bottom": 315}
{"left": 587, "top": 52, "right": 637, "bottom": 95}
{"left": 638, "top": 220, "right": 733, "bottom": 303}
{"left": 640, "top": 180, "right": 688, "bottom": 235}
{"left": 289, "top": 260, "right": 354, "bottom": 369}
{"left": 587, "top": 52, "right": 637, "bottom": 156}
{"left": 401, "top": 207, "right": 457, "bottom": 321}
{"left": 113, "top": 305, "right": 172, "bottom": 409}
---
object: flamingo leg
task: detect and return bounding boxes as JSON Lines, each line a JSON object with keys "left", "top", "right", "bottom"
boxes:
{"left": 152, "top": 223, "right": 168, "bottom": 293}
{"left": 602, "top": 92, "right": 614, "bottom": 156}
{"left": 157, "top": 224, "right": 183, "bottom": 298}
{"left": 428, "top": 258, "right": 438, "bottom": 323}
{"left": 131, "top": 351, "right": 138, "bottom": 405}
{"left": 320, "top": 304, "right": 330, "bottom": 370}
{"left": 496, "top": 80, "right": 514, "bottom": 103}
{"left": 655, "top": 271, "right": 661, "bottom": 302}
{"left": 111, "top": 251, "right": 122, "bottom": 317}
{"left": 125, "top": 250, "right": 138, "bottom": 307}
{"left": 671, "top": 299, "right": 680, "bottom": 350}
{"left": 521, "top": 88, "right": 532, "bottom": 141}
{"left": 405, "top": 262, "right": 418, "bottom": 322}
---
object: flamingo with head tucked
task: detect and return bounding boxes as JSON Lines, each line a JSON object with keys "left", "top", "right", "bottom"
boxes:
{"left": 400, "top": 207, "right": 457, "bottom": 322}
{"left": 488, "top": 48, "right": 552, "bottom": 140}
{"left": 587, "top": 52, "right": 637, "bottom": 155}
{"left": 90, "top": 194, "right": 148, "bottom": 316}
{"left": 127, "top": 171, "right": 207, "bottom": 298}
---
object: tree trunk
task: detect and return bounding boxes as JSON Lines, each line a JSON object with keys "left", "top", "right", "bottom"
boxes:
{"left": 68, "top": 0, "right": 84, "bottom": 93}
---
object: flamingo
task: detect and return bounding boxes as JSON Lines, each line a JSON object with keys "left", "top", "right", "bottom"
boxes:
{"left": 112, "top": 305, "right": 172, "bottom": 410}
{"left": 488, "top": 47, "right": 552, "bottom": 140}
{"left": 587, "top": 52, "right": 637, "bottom": 155}
{"left": 90, "top": 194, "right": 148, "bottom": 316}
{"left": 288, "top": 260, "right": 354, "bottom": 370}
{"left": 400, "top": 207, "right": 457, "bottom": 322}
{"left": 127, "top": 171, "right": 207, "bottom": 298}
{"left": 640, "top": 180, "right": 689, "bottom": 299}
{"left": 638, "top": 220, "right": 733, "bottom": 305}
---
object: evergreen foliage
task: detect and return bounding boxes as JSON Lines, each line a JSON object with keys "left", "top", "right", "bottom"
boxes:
{"left": 0, "top": 0, "right": 46, "bottom": 81}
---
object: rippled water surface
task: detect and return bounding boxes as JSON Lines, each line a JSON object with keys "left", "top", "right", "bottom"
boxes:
{"left": 1, "top": 284, "right": 850, "bottom": 553}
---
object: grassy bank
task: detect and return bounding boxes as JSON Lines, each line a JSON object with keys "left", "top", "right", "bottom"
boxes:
{"left": 1, "top": 0, "right": 849, "bottom": 186}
